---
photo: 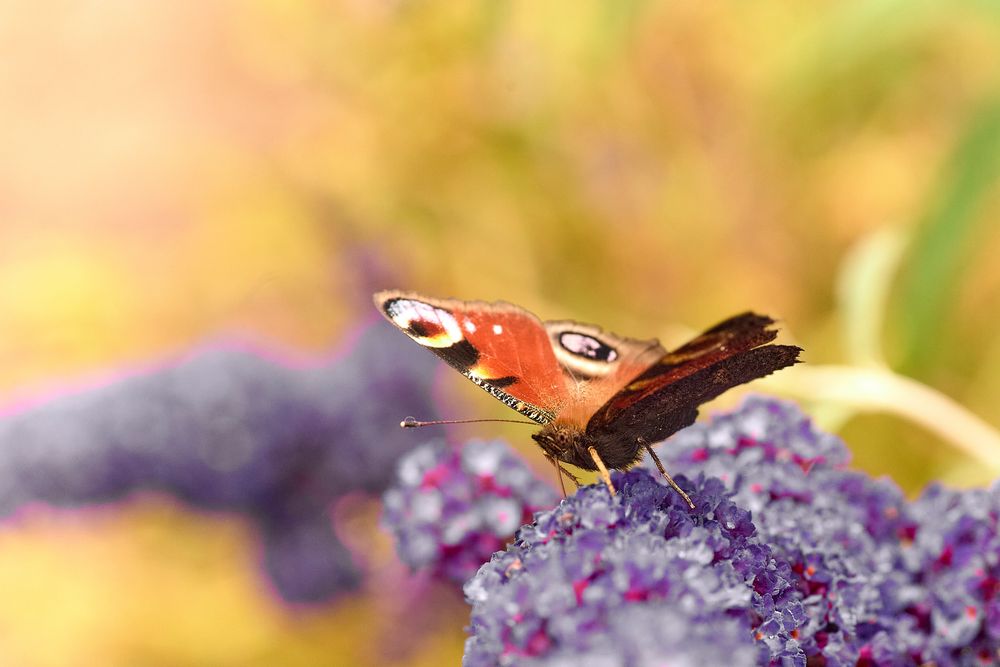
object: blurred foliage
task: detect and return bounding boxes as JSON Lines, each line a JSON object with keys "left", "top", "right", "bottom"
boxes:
{"left": 894, "top": 96, "right": 1000, "bottom": 374}
{"left": 0, "top": 0, "right": 999, "bottom": 664}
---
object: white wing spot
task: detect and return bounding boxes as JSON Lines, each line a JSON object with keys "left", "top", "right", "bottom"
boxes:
{"left": 464, "top": 320, "right": 477, "bottom": 333}
{"left": 493, "top": 324, "right": 503, "bottom": 335}
{"left": 438, "top": 309, "right": 462, "bottom": 341}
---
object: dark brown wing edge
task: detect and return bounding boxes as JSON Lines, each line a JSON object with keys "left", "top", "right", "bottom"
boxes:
{"left": 589, "top": 312, "right": 789, "bottom": 426}
{"left": 586, "top": 311, "right": 800, "bottom": 443}
{"left": 587, "top": 343, "right": 802, "bottom": 445}
{"left": 672, "top": 312, "right": 779, "bottom": 355}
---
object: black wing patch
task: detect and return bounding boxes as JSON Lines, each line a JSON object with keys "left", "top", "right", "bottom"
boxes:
{"left": 586, "top": 312, "right": 801, "bottom": 450}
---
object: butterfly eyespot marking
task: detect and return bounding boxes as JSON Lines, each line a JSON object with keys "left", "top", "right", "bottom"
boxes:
{"left": 384, "top": 298, "right": 464, "bottom": 348}
{"left": 408, "top": 320, "right": 439, "bottom": 338}
{"left": 558, "top": 332, "right": 618, "bottom": 362}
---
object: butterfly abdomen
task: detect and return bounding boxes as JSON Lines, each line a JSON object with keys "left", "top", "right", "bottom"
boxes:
{"left": 532, "top": 423, "right": 643, "bottom": 472}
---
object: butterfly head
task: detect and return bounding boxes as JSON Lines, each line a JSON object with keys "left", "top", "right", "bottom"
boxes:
{"left": 532, "top": 422, "right": 590, "bottom": 466}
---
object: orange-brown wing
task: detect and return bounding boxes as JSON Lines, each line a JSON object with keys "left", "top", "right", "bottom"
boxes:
{"left": 374, "top": 291, "right": 570, "bottom": 424}
{"left": 586, "top": 312, "right": 801, "bottom": 443}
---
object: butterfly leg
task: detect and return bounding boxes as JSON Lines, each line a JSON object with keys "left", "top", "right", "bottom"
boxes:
{"left": 549, "top": 456, "right": 568, "bottom": 497}
{"left": 641, "top": 438, "right": 696, "bottom": 510}
{"left": 549, "top": 457, "right": 581, "bottom": 497}
{"left": 587, "top": 446, "right": 616, "bottom": 497}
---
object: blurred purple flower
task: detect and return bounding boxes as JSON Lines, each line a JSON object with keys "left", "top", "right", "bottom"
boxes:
{"left": 0, "top": 319, "right": 441, "bottom": 603}
{"left": 382, "top": 439, "right": 559, "bottom": 585}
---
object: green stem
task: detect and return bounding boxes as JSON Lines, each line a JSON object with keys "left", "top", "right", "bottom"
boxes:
{"left": 761, "top": 365, "right": 1000, "bottom": 473}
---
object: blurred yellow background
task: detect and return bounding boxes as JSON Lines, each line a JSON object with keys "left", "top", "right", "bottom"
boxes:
{"left": 1, "top": 0, "right": 999, "bottom": 664}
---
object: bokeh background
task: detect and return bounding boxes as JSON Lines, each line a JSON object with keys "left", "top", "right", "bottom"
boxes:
{"left": 1, "top": 0, "right": 999, "bottom": 665}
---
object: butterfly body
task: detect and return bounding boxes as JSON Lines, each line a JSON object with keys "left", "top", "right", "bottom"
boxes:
{"left": 533, "top": 421, "right": 641, "bottom": 471}
{"left": 374, "top": 291, "right": 802, "bottom": 501}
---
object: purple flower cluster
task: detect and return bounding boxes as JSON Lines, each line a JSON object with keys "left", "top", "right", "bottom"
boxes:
{"left": 650, "top": 397, "right": 999, "bottom": 665}
{"left": 382, "top": 439, "right": 559, "bottom": 584}
{"left": 383, "top": 397, "right": 1000, "bottom": 666}
{"left": 899, "top": 484, "right": 1000, "bottom": 665}
{"left": 0, "top": 319, "right": 441, "bottom": 603}
{"left": 463, "top": 471, "right": 784, "bottom": 667}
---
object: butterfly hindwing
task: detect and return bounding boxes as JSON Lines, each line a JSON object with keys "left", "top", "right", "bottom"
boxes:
{"left": 543, "top": 320, "right": 665, "bottom": 426}
{"left": 374, "top": 291, "right": 569, "bottom": 423}
{"left": 586, "top": 312, "right": 802, "bottom": 445}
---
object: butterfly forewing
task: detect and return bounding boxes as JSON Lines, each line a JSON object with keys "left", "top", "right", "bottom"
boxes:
{"left": 586, "top": 312, "right": 801, "bottom": 443}
{"left": 374, "top": 291, "right": 569, "bottom": 423}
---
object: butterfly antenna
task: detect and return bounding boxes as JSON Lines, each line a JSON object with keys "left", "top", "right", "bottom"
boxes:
{"left": 400, "top": 416, "right": 537, "bottom": 428}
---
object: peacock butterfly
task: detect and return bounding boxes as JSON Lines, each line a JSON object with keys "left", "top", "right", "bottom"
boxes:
{"left": 373, "top": 291, "right": 802, "bottom": 507}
